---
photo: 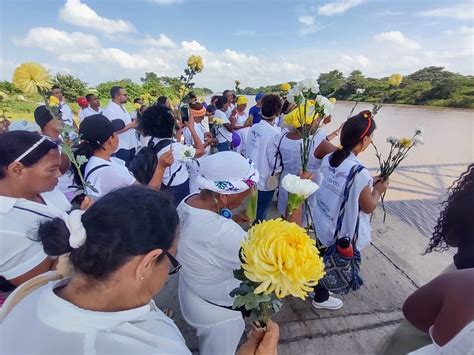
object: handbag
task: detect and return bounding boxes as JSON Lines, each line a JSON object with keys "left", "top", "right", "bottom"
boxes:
{"left": 319, "top": 164, "right": 365, "bottom": 295}
{"left": 266, "top": 133, "right": 287, "bottom": 190}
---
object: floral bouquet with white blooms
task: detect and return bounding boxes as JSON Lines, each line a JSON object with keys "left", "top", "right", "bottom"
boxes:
{"left": 372, "top": 128, "right": 424, "bottom": 222}
{"left": 284, "top": 78, "right": 335, "bottom": 172}
{"left": 281, "top": 174, "right": 319, "bottom": 217}
{"left": 12, "top": 62, "right": 95, "bottom": 194}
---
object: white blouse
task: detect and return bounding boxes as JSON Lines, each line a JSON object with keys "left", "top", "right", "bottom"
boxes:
{"left": 0, "top": 278, "right": 191, "bottom": 355}
{"left": 314, "top": 153, "right": 373, "bottom": 250}
{"left": 176, "top": 197, "right": 246, "bottom": 306}
{"left": 0, "top": 189, "right": 70, "bottom": 280}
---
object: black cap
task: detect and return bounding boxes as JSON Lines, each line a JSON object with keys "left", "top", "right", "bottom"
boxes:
{"left": 34, "top": 105, "right": 54, "bottom": 129}
{"left": 79, "top": 114, "right": 125, "bottom": 145}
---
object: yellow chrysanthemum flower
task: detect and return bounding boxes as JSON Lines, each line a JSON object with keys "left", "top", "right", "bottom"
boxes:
{"left": 49, "top": 95, "right": 60, "bottom": 107}
{"left": 134, "top": 103, "right": 142, "bottom": 110}
{"left": 329, "top": 97, "right": 336, "bottom": 104}
{"left": 12, "top": 62, "right": 51, "bottom": 96}
{"left": 241, "top": 219, "right": 325, "bottom": 299}
{"left": 398, "top": 137, "right": 413, "bottom": 148}
{"left": 187, "top": 55, "right": 204, "bottom": 73}
{"left": 280, "top": 83, "right": 291, "bottom": 92}
{"left": 388, "top": 73, "right": 403, "bottom": 87}
{"left": 235, "top": 80, "right": 241, "bottom": 86}
{"left": 283, "top": 100, "right": 318, "bottom": 129}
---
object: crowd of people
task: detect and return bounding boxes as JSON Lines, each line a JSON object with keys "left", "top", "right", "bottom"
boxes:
{"left": 0, "top": 84, "right": 472, "bottom": 354}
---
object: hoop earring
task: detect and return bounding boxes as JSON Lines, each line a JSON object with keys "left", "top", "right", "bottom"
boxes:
{"left": 212, "top": 194, "right": 233, "bottom": 219}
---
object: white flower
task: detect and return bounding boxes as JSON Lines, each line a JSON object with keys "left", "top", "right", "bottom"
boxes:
{"left": 412, "top": 136, "right": 424, "bottom": 146}
{"left": 287, "top": 86, "right": 302, "bottom": 104}
{"left": 178, "top": 145, "right": 196, "bottom": 162}
{"left": 316, "top": 95, "right": 335, "bottom": 116}
{"left": 356, "top": 88, "right": 365, "bottom": 95}
{"left": 296, "top": 78, "right": 320, "bottom": 95}
{"left": 282, "top": 174, "right": 319, "bottom": 198}
{"left": 76, "top": 155, "right": 88, "bottom": 166}
{"left": 386, "top": 136, "right": 399, "bottom": 145}
{"left": 212, "top": 117, "right": 224, "bottom": 125}
{"left": 414, "top": 127, "right": 424, "bottom": 136}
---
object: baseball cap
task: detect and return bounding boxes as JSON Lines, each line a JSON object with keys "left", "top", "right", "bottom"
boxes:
{"left": 255, "top": 92, "right": 264, "bottom": 101}
{"left": 79, "top": 114, "right": 125, "bottom": 145}
{"left": 34, "top": 105, "right": 54, "bottom": 129}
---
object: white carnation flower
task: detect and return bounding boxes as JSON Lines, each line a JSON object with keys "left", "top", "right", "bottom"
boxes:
{"left": 316, "top": 95, "right": 335, "bottom": 116}
{"left": 178, "top": 145, "right": 196, "bottom": 162}
{"left": 412, "top": 136, "right": 424, "bottom": 146}
{"left": 296, "top": 78, "right": 320, "bottom": 95}
{"left": 287, "top": 86, "right": 302, "bottom": 104}
{"left": 386, "top": 136, "right": 399, "bottom": 145}
{"left": 282, "top": 174, "right": 319, "bottom": 198}
{"left": 356, "top": 88, "right": 365, "bottom": 95}
{"left": 414, "top": 127, "right": 424, "bottom": 136}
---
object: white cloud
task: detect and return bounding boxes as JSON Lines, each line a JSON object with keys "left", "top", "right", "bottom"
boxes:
{"left": 141, "top": 34, "right": 177, "bottom": 49}
{"left": 299, "top": 16, "right": 315, "bottom": 26}
{"left": 149, "top": 0, "right": 183, "bottom": 4}
{"left": 419, "top": 2, "right": 474, "bottom": 20}
{"left": 14, "top": 27, "right": 100, "bottom": 53}
{"left": 181, "top": 40, "right": 207, "bottom": 51}
{"left": 374, "top": 31, "right": 420, "bottom": 50}
{"left": 318, "top": 0, "right": 365, "bottom": 16}
{"left": 59, "top": 0, "right": 135, "bottom": 34}
{"left": 223, "top": 49, "right": 259, "bottom": 64}
{"left": 101, "top": 48, "right": 152, "bottom": 70}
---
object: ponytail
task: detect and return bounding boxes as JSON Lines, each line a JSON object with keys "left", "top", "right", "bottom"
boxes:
{"left": 37, "top": 218, "right": 72, "bottom": 256}
{"left": 329, "top": 146, "right": 352, "bottom": 168}
{"left": 71, "top": 141, "right": 101, "bottom": 186}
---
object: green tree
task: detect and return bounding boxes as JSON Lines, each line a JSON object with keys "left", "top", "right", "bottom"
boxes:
{"left": 52, "top": 74, "right": 88, "bottom": 102}
{"left": 318, "top": 70, "right": 345, "bottom": 96}
{"left": 407, "top": 67, "right": 454, "bottom": 83}
{"left": 96, "top": 79, "right": 143, "bottom": 101}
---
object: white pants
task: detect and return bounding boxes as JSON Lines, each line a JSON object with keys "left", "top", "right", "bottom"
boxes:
{"left": 178, "top": 277, "right": 245, "bottom": 355}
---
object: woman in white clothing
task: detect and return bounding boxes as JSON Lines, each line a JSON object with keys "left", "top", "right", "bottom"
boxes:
{"left": 72, "top": 114, "right": 172, "bottom": 200}
{"left": 232, "top": 96, "right": 251, "bottom": 155}
{"left": 0, "top": 131, "right": 72, "bottom": 289}
{"left": 214, "top": 96, "right": 235, "bottom": 152}
{"left": 177, "top": 152, "right": 259, "bottom": 355}
{"left": 312, "top": 111, "right": 389, "bottom": 311}
{"left": 0, "top": 186, "right": 279, "bottom": 355}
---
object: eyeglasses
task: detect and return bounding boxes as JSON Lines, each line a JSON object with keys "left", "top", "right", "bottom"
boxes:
{"left": 166, "top": 251, "right": 181, "bottom": 275}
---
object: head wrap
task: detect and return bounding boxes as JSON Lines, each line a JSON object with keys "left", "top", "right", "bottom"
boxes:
{"left": 236, "top": 96, "right": 248, "bottom": 105}
{"left": 61, "top": 210, "right": 87, "bottom": 249}
{"left": 197, "top": 151, "right": 259, "bottom": 195}
{"left": 190, "top": 107, "right": 206, "bottom": 118}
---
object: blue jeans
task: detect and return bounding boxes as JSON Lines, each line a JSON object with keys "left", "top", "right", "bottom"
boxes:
{"left": 256, "top": 190, "right": 275, "bottom": 222}
{"left": 115, "top": 148, "right": 136, "bottom": 168}
{"left": 217, "top": 142, "right": 230, "bottom": 152}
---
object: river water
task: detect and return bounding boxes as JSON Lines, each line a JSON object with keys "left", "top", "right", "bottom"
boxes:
{"left": 223, "top": 96, "right": 474, "bottom": 238}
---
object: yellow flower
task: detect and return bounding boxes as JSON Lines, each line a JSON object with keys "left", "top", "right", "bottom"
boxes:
{"left": 280, "top": 83, "right": 291, "bottom": 92}
{"left": 212, "top": 117, "right": 224, "bottom": 125}
{"left": 134, "top": 103, "right": 142, "bottom": 110}
{"left": 398, "top": 137, "right": 413, "bottom": 148}
{"left": 49, "top": 95, "right": 60, "bottom": 107}
{"left": 241, "top": 219, "right": 325, "bottom": 299}
{"left": 388, "top": 73, "right": 403, "bottom": 87}
{"left": 283, "top": 100, "right": 318, "bottom": 129}
{"left": 187, "top": 55, "right": 204, "bottom": 73}
{"left": 329, "top": 97, "right": 336, "bottom": 104}
{"left": 178, "top": 84, "right": 186, "bottom": 96}
{"left": 235, "top": 80, "right": 241, "bottom": 86}
{"left": 12, "top": 62, "right": 51, "bottom": 96}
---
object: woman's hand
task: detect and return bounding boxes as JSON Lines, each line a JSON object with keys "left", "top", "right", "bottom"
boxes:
{"left": 323, "top": 115, "right": 332, "bottom": 125}
{"left": 237, "top": 320, "right": 280, "bottom": 355}
{"left": 298, "top": 170, "right": 314, "bottom": 180}
{"left": 157, "top": 150, "right": 174, "bottom": 170}
{"left": 374, "top": 177, "right": 390, "bottom": 194}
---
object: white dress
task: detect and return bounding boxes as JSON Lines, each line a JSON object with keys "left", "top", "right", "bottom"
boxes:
{"left": 0, "top": 278, "right": 191, "bottom": 355}
{"left": 277, "top": 129, "right": 327, "bottom": 225}
{"left": 176, "top": 197, "right": 246, "bottom": 355}
{"left": 233, "top": 111, "right": 250, "bottom": 155}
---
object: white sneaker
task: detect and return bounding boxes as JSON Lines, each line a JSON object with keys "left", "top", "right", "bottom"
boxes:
{"left": 312, "top": 296, "right": 343, "bottom": 310}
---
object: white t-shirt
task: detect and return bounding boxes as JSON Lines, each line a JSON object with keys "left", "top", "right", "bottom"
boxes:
{"left": 60, "top": 102, "right": 74, "bottom": 127}
{"left": 79, "top": 106, "right": 102, "bottom": 122}
{"left": 0, "top": 189, "right": 70, "bottom": 280}
{"left": 151, "top": 138, "right": 190, "bottom": 187}
{"left": 183, "top": 124, "right": 210, "bottom": 193}
{"left": 314, "top": 153, "right": 373, "bottom": 250}
{"left": 177, "top": 198, "right": 246, "bottom": 306}
{"left": 0, "top": 278, "right": 191, "bottom": 355}
{"left": 234, "top": 112, "right": 250, "bottom": 155}
{"left": 409, "top": 322, "right": 474, "bottom": 355}
{"left": 84, "top": 156, "right": 136, "bottom": 198}
{"left": 245, "top": 120, "right": 282, "bottom": 191}
{"left": 103, "top": 101, "right": 137, "bottom": 151}
{"left": 214, "top": 109, "right": 232, "bottom": 143}
{"left": 183, "top": 123, "right": 210, "bottom": 156}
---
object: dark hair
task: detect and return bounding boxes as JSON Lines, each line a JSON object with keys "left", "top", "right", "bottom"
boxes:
{"left": 215, "top": 96, "right": 227, "bottom": 110}
{"left": 261, "top": 94, "right": 283, "bottom": 119}
{"left": 157, "top": 96, "right": 168, "bottom": 106}
{"left": 141, "top": 104, "right": 175, "bottom": 138}
{"left": 51, "top": 85, "right": 60, "bottom": 91}
{"left": 37, "top": 186, "right": 179, "bottom": 280}
{"left": 189, "top": 102, "right": 204, "bottom": 110}
{"left": 133, "top": 97, "right": 142, "bottom": 104}
{"left": 206, "top": 104, "right": 216, "bottom": 114}
{"left": 211, "top": 95, "right": 219, "bottom": 104}
{"left": 0, "top": 131, "right": 58, "bottom": 179}
{"left": 187, "top": 92, "right": 197, "bottom": 100}
{"left": 110, "top": 86, "right": 123, "bottom": 99}
{"left": 281, "top": 100, "right": 290, "bottom": 114}
{"left": 425, "top": 164, "right": 474, "bottom": 254}
{"left": 85, "top": 93, "right": 95, "bottom": 101}
{"left": 72, "top": 140, "right": 103, "bottom": 186}
{"left": 329, "top": 110, "right": 376, "bottom": 168}
{"left": 223, "top": 90, "right": 232, "bottom": 97}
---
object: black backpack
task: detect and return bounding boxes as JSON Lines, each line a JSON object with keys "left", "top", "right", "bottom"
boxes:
{"left": 129, "top": 138, "right": 172, "bottom": 184}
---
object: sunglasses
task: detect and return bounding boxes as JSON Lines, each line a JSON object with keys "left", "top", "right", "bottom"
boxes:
{"left": 166, "top": 251, "right": 182, "bottom": 275}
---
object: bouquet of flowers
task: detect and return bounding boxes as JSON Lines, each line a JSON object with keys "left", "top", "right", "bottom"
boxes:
{"left": 284, "top": 78, "right": 335, "bottom": 172}
{"left": 178, "top": 55, "right": 204, "bottom": 107}
{"left": 235, "top": 80, "right": 242, "bottom": 94}
{"left": 372, "top": 128, "right": 424, "bottom": 222}
{"left": 281, "top": 174, "right": 319, "bottom": 216}
{"left": 230, "top": 219, "right": 325, "bottom": 327}
{"left": 372, "top": 73, "right": 403, "bottom": 117}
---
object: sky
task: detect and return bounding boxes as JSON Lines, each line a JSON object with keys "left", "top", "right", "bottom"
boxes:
{"left": 0, "top": 0, "right": 473, "bottom": 91}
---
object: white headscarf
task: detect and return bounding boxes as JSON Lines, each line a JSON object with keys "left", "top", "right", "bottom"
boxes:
{"left": 196, "top": 151, "right": 259, "bottom": 195}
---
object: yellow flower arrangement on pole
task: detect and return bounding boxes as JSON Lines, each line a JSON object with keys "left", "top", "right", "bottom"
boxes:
{"left": 230, "top": 219, "right": 325, "bottom": 327}
{"left": 12, "top": 62, "right": 51, "bottom": 96}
